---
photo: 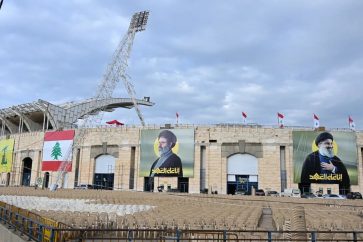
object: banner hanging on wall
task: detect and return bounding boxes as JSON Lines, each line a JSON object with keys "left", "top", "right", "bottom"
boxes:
{"left": 42, "top": 130, "right": 75, "bottom": 171}
{"left": 293, "top": 131, "right": 358, "bottom": 186}
{"left": 140, "top": 129, "right": 195, "bottom": 177}
{"left": 0, "top": 139, "right": 15, "bottom": 173}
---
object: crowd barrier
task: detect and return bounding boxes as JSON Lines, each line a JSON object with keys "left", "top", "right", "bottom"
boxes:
{"left": 0, "top": 200, "right": 363, "bottom": 241}
{"left": 0, "top": 200, "right": 71, "bottom": 242}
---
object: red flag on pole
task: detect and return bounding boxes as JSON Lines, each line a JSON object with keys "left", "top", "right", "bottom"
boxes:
{"left": 242, "top": 112, "right": 247, "bottom": 124}
{"left": 313, "top": 114, "right": 320, "bottom": 129}
{"left": 277, "top": 112, "right": 284, "bottom": 128}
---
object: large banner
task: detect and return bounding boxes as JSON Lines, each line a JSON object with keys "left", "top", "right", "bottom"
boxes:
{"left": 140, "top": 129, "right": 194, "bottom": 177}
{"left": 42, "top": 130, "right": 75, "bottom": 171}
{"left": 293, "top": 131, "right": 358, "bottom": 185}
{"left": 0, "top": 139, "right": 15, "bottom": 173}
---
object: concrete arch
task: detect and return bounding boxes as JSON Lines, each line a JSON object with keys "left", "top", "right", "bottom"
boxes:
{"left": 95, "top": 154, "right": 115, "bottom": 174}
{"left": 94, "top": 154, "right": 116, "bottom": 190}
{"left": 227, "top": 153, "right": 259, "bottom": 195}
{"left": 227, "top": 153, "right": 258, "bottom": 175}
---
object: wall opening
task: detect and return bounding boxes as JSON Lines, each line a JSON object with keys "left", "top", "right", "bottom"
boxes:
{"left": 280, "top": 146, "right": 287, "bottom": 192}
{"left": 129, "top": 147, "right": 136, "bottom": 189}
{"left": 144, "top": 177, "right": 154, "bottom": 192}
{"left": 200, "top": 146, "right": 207, "bottom": 193}
{"left": 74, "top": 149, "right": 81, "bottom": 187}
{"left": 44, "top": 172, "right": 50, "bottom": 188}
{"left": 94, "top": 154, "right": 115, "bottom": 190}
{"left": 178, "top": 177, "right": 189, "bottom": 193}
{"left": 227, "top": 153, "right": 258, "bottom": 195}
{"left": 6, "top": 173, "right": 10, "bottom": 186}
{"left": 21, "top": 157, "right": 32, "bottom": 186}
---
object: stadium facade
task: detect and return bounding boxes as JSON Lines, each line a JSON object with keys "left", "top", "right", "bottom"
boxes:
{"left": 0, "top": 99, "right": 362, "bottom": 196}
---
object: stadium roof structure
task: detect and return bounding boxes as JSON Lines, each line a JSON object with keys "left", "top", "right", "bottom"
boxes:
{"left": 0, "top": 97, "right": 154, "bottom": 135}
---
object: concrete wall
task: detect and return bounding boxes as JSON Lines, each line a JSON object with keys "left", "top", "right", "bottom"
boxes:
{"left": 1, "top": 125, "right": 362, "bottom": 195}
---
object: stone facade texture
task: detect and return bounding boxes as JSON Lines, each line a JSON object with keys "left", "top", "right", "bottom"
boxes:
{"left": 0, "top": 125, "right": 361, "bottom": 195}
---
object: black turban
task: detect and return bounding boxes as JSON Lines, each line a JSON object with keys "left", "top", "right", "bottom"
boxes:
{"left": 315, "top": 132, "right": 334, "bottom": 146}
{"left": 158, "top": 130, "right": 177, "bottom": 148}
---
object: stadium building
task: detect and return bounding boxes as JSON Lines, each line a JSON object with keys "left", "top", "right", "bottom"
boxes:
{"left": 0, "top": 98, "right": 362, "bottom": 196}
{"left": 2, "top": 10, "right": 363, "bottom": 242}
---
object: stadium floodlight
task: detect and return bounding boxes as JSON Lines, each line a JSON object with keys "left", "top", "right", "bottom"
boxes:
{"left": 51, "top": 10, "right": 150, "bottom": 191}
{"left": 129, "top": 11, "right": 149, "bottom": 33}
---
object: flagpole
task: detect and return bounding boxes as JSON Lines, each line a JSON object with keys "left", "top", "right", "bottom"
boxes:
{"left": 348, "top": 116, "right": 351, "bottom": 129}
{"left": 277, "top": 112, "right": 284, "bottom": 128}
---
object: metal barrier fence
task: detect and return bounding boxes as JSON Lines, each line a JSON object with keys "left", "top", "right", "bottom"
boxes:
{"left": 47, "top": 228, "right": 363, "bottom": 241}
{"left": 0, "top": 201, "right": 363, "bottom": 241}
{"left": 0, "top": 201, "right": 71, "bottom": 242}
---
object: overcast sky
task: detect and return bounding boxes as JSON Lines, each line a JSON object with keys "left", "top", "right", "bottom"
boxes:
{"left": 1, "top": 1, "right": 362, "bottom": 129}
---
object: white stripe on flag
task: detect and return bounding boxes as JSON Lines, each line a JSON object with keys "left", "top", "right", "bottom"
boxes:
{"left": 42, "top": 140, "right": 73, "bottom": 161}
{"left": 314, "top": 119, "right": 320, "bottom": 128}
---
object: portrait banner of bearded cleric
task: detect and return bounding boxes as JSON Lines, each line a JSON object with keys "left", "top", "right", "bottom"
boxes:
{"left": 139, "top": 129, "right": 194, "bottom": 177}
{"left": 293, "top": 131, "right": 358, "bottom": 188}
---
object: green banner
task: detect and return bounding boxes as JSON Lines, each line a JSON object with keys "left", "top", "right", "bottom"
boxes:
{"left": 0, "top": 139, "right": 15, "bottom": 173}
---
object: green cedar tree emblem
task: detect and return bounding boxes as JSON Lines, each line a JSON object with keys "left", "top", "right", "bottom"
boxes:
{"left": 51, "top": 142, "right": 62, "bottom": 160}
{"left": 1, "top": 146, "right": 8, "bottom": 165}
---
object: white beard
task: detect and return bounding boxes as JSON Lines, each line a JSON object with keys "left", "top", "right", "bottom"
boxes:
{"left": 319, "top": 147, "right": 334, "bottom": 158}
{"left": 159, "top": 146, "right": 171, "bottom": 156}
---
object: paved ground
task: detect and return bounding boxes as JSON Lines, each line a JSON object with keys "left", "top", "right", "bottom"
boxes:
{"left": 258, "top": 207, "right": 276, "bottom": 230}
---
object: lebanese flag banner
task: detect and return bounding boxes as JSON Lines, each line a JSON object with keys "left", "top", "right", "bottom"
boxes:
{"left": 277, "top": 112, "right": 284, "bottom": 128}
{"left": 313, "top": 113, "right": 320, "bottom": 129}
{"left": 242, "top": 112, "right": 247, "bottom": 124}
{"left": 42, "top": 130, "right": 75, "bottom": 171}
{"left": 349, "top": 116, "right": 356, "bottom": 130}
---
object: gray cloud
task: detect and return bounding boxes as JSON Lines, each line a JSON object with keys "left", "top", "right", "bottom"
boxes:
{"left": 1, "top": 0, "right": 363, "bottom": 129}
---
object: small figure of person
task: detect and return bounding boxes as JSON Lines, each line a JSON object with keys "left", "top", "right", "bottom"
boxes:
{"left": 300, "top": 132, "right": 350, "bottom": 194}
{"left": 149, "top": 130, "right": 183, "bottom": 177}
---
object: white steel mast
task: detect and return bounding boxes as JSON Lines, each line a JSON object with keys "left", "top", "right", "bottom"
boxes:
{"left": 50, "top": 11, "right": 149, "bottom": 191}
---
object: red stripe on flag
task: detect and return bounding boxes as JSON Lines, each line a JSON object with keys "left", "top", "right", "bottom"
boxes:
{"left": 277, "top": 112, "right": 284, "bottom": 118}
{"left": 42, "top": 161, "right": 72, "bottom": 171}
{"left": 349, "top": 116, "right": 353, "bottom": 123}
{"left": 44, "top": 130, "right": 75, "bottom": 141}
{"left": 242, "top": 112, "right": 247, "bottom": 118}
{"left": 313, "top": 114, "right": 319, "bottom": 120}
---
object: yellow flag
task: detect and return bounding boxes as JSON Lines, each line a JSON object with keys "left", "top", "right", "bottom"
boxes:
{"left": 0, "top": 139, "right": 15, "bottom": 173}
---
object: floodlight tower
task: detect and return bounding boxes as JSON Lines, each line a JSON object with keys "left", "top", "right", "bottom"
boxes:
{"left": 50, "top": 11, "right": 149, "bottom": 191}
{"left": 93, "top": 10, "right": 149, "bottom": 126}
{"left": 84, "top": 10, "right": 149, "bottom": 126}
